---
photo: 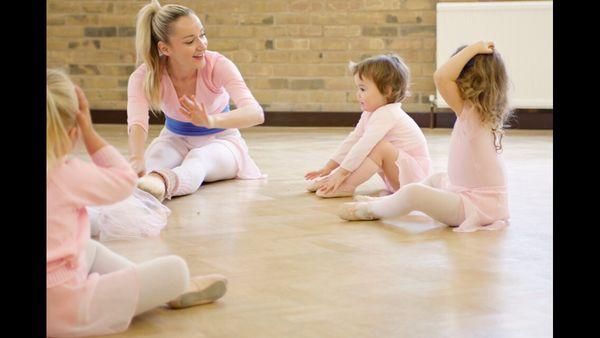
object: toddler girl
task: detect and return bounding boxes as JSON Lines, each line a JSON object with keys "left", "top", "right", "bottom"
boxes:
{"left": 305, "top": 54, "right": 431, "bottom": 198}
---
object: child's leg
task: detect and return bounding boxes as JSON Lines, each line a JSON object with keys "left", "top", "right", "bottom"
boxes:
{"left": 84, "top": 240, "right": 225, "bottom": 316}
{"left": 85, "top": 239, "right": 135, "bottom": 274}
{"left": 136, "top": 257, "right": 228, "bottom": 313}
{"left": 339, "top": 183, "right": 465, "bottom": 226}
{"left": 169, "top": 142, "right": 238, "bottom": 197}
{"left": 134, "top": 255, "right": 189, "bottom": 315}
{"left": 366, "top": 140, "right": 400, "bottom": 191}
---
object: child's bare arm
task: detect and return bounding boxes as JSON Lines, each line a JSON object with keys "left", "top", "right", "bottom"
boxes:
{"left": 433, "top": 41, "right": 494, "bottom": 116}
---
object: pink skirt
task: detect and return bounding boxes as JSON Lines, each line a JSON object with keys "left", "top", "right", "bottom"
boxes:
{"left": 381, "top": 147, "right": 431, "bottom": 193}
{"left": 433, "top": 173, "right": 510, "bottom": 233}
{"left": 149, "top": 127, "right": 265, "bottom": 180}
{"left": 47, "top": 260, "right": 139, "bottom": 337}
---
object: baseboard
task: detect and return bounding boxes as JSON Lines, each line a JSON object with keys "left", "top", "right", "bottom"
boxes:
{"left": 91, "top": 109, "right": 553, "bottom": 129}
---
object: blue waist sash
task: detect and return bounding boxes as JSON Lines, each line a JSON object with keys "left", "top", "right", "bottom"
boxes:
{"left": 165, "top": 104, "right": 229, "bottom": 136}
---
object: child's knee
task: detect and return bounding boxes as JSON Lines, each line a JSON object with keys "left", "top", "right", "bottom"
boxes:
{"left": 154, "top": 255, "right": 190, "bottom": 291}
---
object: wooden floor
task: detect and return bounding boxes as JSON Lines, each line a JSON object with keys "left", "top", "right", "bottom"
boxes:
{"left": 84, "top": 125, "right": 552, "bottom": 338}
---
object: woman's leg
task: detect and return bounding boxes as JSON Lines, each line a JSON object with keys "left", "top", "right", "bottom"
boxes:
{"left": 144, "top": 135, "right": 188, "bottom": 173}
{"left": 138, "top": 135, "right": 189, "bottom": 201}
{"left": 169, "top": 142, "right": 238, "bottom": 197}
{"left": 339, "top": 183, "right": 465, "bottom": 226}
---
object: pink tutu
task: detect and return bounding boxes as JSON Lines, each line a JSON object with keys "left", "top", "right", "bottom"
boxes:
{"left": 47, "top": 255, "right": 139, "bottom": 337}
{"left": 433, "top": 173, "right": 509, "bottom": 233}
{"left": 381, "top": 148, "right": 431, "bottom": 193}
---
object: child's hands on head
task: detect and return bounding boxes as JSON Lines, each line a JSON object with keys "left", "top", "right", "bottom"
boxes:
{"left": 74, "top": 85, "right": 94, "bottom": 133}
{"left": 475, "top": 41, "right": 495, "bottom": 54}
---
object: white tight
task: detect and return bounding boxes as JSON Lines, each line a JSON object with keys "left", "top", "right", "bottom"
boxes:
{"left": 367, "top": 173, "right": 466, "bottom": 226}
{"left": 84, "top": 240, "right": 189, "bottom": 316}
{"left": 145, "top": 135, "right": 238, "bottom": 197}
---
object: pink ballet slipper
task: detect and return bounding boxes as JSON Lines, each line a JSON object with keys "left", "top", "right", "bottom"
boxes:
{"left": 167, "top": 274, "right": 228, "bottom": 309}
{"left": 337, "top": 202, "right": 379, "bottom": 221}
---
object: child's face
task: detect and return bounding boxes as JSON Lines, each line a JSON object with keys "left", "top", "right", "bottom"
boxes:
{"left": 354, "top": 74, "right": 388, "bottom": 113}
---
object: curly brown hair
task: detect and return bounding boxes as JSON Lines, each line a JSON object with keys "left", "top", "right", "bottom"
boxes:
{"left": 452, "top": 45, "right": 513, "bottom": 152}
{"left": 349, "top": 54, "right": 410, "bottom": 104}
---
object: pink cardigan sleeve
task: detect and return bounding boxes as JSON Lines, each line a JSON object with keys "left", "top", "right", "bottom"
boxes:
{"left": 127, "top": 64, "right": 151, "bottom": 134}
{"left": 330, "top": 112, "right": 368, "bottom": 165}
{"left": 339, "top": 109, "right": 398, "bottom": 172}
{"left": 212, "top": 55, "right": 262, "bottom": 111}
{"left": 57, "top": 146, "right": 137, "bottom": 207}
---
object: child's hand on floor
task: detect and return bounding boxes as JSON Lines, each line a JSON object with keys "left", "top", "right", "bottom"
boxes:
{"left": 305, "top": 168, "right": 331, "bottom": 180}
{"left": 317, "top": 169, "right": 351, "bottom": 194}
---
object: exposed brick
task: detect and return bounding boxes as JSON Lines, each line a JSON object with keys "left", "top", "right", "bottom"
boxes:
{"left": 81, "top": 2, "right": 114, "bottom": 13}
{"left": 47, "top": 15, "right": 66, "bottom": 26}
{"left": 310, "top": 38, "right": 349, "bottom": 51}
{"left": 323, "top": 26, "right": 361, "bottom": 37}
{"left": 118, "top": 27, "right": 136, "bottom": 37}
{"left": 362, "top": 26, "right": 398, "bottom": 37}
{"left": 289, "top": 0, "right": 324, "bottom": 12}
{"left": 48, "top": 0, "right": 518, "bottom": 113}
{"left": 48, "top": 1, "right": 81, "bottom": 13}
{"left": 254, "top": 51, "right": 291, "bottom": 63}
{"left": 275, "top": 39, "right": 310, "bottom": 50}
{"left": 404, "top": 0, "right": 436, "bottom": 10}
{"left": 400, "top": 25, "right": 436, "bottom": 37}
{"left": 47, "top": 26, "right": 84, "bottom": 38}
{"left": 290, "top": 79, "right": 325, "bottom": 90}
{"left": 84, "top": 27, "right": 117, "bottom": 37}
{"left": 240, "top": 14, "right": 274, "bottom": 25}
{"left": 276, "top": 14, "right": 311, "bottom": 25}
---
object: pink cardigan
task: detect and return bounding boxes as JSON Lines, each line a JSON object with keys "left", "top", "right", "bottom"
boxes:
{"left": 47, "top": 146, "right": 137, "bottom": 288}
{"left": 331, "top": 102, "right": 429, "bottom": 172}
{"left": 127, "top": 51, "right": 262, "bottom": 134}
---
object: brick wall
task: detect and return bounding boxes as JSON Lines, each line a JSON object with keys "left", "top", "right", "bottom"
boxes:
{"left": 47, "top": 0, "right": 534, "bottom": 114}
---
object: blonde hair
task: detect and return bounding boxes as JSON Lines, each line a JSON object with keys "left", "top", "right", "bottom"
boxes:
{"left": 452, "top": 45, "right": 513, "bottom": 151}
{"left": 47, "top": 69, "right": 78, "bottom": 170}
{"left": 349, "top": 54, "right": 410, "bottom": 104}
{"left": 135, "top": 0, "right": 195, "bottom": 113}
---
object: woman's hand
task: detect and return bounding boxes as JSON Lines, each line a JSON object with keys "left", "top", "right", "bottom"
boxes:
{"left": 178, "top": 95, "right": 216, "bottom": 128}
{"left": 317, "top": 169, "right": 351, "bottom": 194}
{"left": 129, "top": 155, "right": 146, "bottom": 177}
{"left": 305, "top": 167, "right": 332, "bottom": 180}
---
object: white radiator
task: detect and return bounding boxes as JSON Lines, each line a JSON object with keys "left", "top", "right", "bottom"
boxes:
{"left": 435, "top": 1, "right": 553, "bottom": 109}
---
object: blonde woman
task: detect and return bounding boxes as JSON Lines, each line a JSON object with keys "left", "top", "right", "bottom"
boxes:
{"left": 339, "top": 41, "right": 512, "bottom": 233}
{"left": 128, "top": 0, "right": 264, "bottom": 202}
{"left": 47, "top": 69, "right": 227, "bottom": 337}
